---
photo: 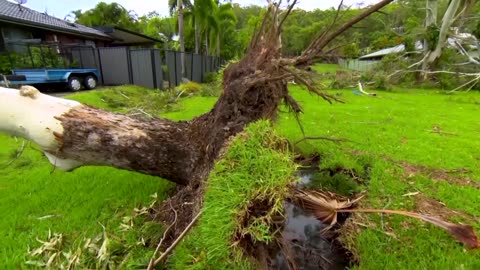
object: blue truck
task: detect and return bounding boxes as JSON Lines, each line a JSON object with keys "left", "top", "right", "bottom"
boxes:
{"left": 1, "top": 68, "right": 101, "bottom": 91}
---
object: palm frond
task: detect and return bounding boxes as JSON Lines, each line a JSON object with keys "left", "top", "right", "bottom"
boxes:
{"left": 292, "top": 189, "right": 480, "bottom": 249}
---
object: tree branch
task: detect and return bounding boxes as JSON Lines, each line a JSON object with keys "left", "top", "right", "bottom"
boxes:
{"left": 277, "top": 0, "right": 298, "bottom": 34}
{"left": 153, "top": 210, "right": 202, "bottom": 266}
{"left": 297, "top": 0, "right": 394, "bottom": 66}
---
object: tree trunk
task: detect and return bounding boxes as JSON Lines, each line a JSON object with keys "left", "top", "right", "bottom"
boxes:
{"left": 195, "top": 20, "right": 200, "bottom": 54}
{"left": 205, "top": 33, "right": 209, "bottom": 55}
{"left": 178, "top": 0, "right": 185, "bottom": 77}
{"left": 426, "top": 0, "right": 462, "bottom": 64}
{"left": 0, "top": 55, "right": 286, "bottom": 186}
{"left": 424, "top": 0, "right": 438, "bottom": 51}
{"left": 216, "top": 33, "right": 220, "bottom": 57}
{"left": 421, "top": 0, "right": 438, "bottom": 79}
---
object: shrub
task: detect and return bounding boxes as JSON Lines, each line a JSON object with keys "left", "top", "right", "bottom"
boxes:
{"left": 176, "top": 81, "right": 202, "bottom": 96}
{"left": 372, "top": 72, "right": 392, "bottom": 91}
{"left": 204, "top": 72, "right": 218, "bottom": 83}
{"left": 200, "top": 83, "right": 222, "bottom": 97}
{"left": 329, "top": 70, "right": 357, "bottom": 89}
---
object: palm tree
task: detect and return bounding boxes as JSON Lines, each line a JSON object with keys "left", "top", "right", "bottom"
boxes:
{"left": 184, "top": 0, "right": 214, "bottom": 54}
{"left": 209, "top": 3, "right": 237, "bottom": 57}
{"left": 169, "top": 0, "right": 192, "bottom": 77}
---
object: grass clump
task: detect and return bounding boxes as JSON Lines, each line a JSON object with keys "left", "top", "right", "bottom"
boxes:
{"left": 168, "top": 121, "right": 297, "bottom": 269}
{"left": 68, "top": 85, "right": 180, "bottom": 116}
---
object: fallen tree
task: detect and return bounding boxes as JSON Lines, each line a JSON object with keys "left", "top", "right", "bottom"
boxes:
{"left": 0, "top": 0, "right": 393, "bottom": 185}
{"left": 0, "top": 2, "right": 395, "bottom": 254}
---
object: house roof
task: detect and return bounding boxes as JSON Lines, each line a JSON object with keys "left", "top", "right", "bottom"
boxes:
{"left": 0, "top": 0, "right": 111, "bottom": 40}
{"left": 359, "top": 41, "right": 424, "bottom": 60}
{"left": 359, "top": 44, "right": 405, "bottom": 60}
{"left": 94, "top": 26, "right": 162, "bottom": 45}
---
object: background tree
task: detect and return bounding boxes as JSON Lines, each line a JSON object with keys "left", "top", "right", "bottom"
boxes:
{"left": 184, "top": 0, "right": 214, "bottom": 54}
{"left": 69, "top": 2, "right": 139, "bottom": 31}
{"left": 210, "top": 2, "right": 237, "bottom": 56}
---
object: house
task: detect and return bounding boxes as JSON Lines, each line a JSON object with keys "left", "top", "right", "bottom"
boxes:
{"left": 0, "top": 0, "right": 161, "bottom": 51}
{"left": 93, "top": 26, "right": 162, "bottom": 47}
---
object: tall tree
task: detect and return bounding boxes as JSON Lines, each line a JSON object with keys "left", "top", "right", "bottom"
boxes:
{"left": 210, "top": 2, "right": 237, "bottom": 56}
{"left": 169, "top": 0, "right": 192, "bottom": 77}
{"left": 185, "top": 0, "right": 214, "bottom": 54}
{"left": 415, "top": 0, "right": 480, "bottom": 74}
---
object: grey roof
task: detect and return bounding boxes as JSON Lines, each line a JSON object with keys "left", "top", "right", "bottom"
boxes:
{"left": 359, "top": 41, "right": 424, "bottom": 60}
{"left": 0, "top": 0, "right": 111, "bottom": 40}
{"left": 359, "top": 44, "right": 404, "bottom": 59}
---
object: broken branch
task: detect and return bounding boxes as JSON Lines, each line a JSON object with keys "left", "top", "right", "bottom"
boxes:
{"left": 152, "top": 210, "right": 203, "bottom": 266}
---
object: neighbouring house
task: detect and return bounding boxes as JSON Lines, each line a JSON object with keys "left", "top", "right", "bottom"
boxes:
{"left": 359, "top": 32, "right": 479, "bottom": 62}
{"left": 0, "top": 0, "right": 161, "bottom": 52}
{"left": 358, "top": 41, "right": 424, "bottom": 61}
{"left": 93, "top": 26, "right": 162, "bottom": 47}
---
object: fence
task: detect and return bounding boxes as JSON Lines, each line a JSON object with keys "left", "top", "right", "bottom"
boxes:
{"left": 338, "top": 58, "right": 378, "bottom": 71}
{"left": 0, "top": 42, "right": 224, "bottom": 89}
{"left": 74, "top": 47, "right": 224, "bottom": 89}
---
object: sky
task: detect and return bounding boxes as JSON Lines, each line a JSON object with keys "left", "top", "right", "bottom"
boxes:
{"left": 20, "top": 0, "right": 377, "bottom": 20}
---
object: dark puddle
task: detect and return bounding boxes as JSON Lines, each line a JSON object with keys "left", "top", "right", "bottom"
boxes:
{"left": 268, "top": 168, "right": 354, "bottom": 270}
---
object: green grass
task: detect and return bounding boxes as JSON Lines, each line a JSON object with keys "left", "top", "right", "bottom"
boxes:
{"left": 312, "top": 63, "right": 345, "bottom": 73}
{"left": 277, "top": 86, "right": 480, "bottom": 269}
{"left": 1, "top": 65, "right": 480, "bottom": 269}
{"left": 164, "top": 70, "right": 480, "bottom": 268}
{"left": 0, "top": 87, "right": 176, "bottom": 268}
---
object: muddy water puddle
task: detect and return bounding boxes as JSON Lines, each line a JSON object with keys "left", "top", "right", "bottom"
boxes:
{"left": 268, "top": 169, "right": 351, "bottom": 270}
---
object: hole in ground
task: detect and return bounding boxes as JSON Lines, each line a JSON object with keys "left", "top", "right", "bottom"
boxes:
{"left": 238, "top": 164, "right": 362, "bottom": 270}
{"left": 269, "top": 202, "right": 354, "bottom": 270}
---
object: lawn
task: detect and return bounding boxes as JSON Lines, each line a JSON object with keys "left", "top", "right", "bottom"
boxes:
{"left": 1, "top": 65, "right": 479, "bottom": 269}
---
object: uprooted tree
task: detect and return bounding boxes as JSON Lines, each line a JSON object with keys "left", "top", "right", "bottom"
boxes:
{"left": 0, "top": 0, "right": 393, "bottom": 241}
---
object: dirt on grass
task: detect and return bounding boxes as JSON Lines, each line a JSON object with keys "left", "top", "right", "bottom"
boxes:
{"left": 398, "top": 161, "right": 480, "bottom": 189}
{"left": 414, "top": 195, "right": 478, "bottom": 223}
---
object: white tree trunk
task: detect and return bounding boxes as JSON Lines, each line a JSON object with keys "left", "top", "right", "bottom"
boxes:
{"left": 0, "top": 86, "right": 199, "bottom": 185}
{"left": 0, "top": 86, "right": 84, "bottom": 170}
{"left": 427, "top": 0, "right": 462, "bottom": 64}
{"left": 424, "top": 0, "right": 438, "bottom": 51}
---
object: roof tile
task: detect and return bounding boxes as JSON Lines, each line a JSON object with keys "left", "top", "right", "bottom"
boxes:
{"left": 0, "top": 0, "right": 111, "bottom": 39}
